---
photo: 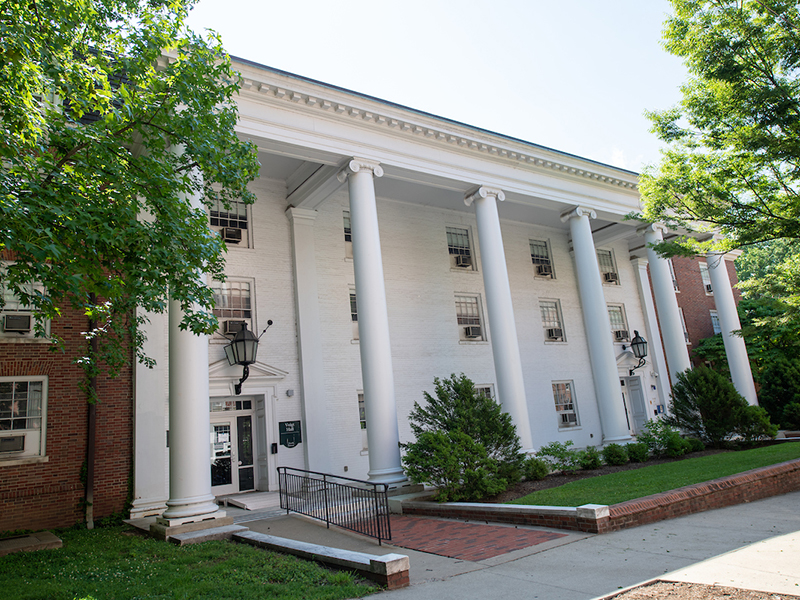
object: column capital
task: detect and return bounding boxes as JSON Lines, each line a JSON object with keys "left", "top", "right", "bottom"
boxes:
{"left": 337, "top": 157, "right": 384, "bottom": 182}
{"left": 286, "top": 206, "right": 318, "bottom": 225}
{"left": 560, "top": 206, "right": 597, "bottom": 222}
{"left": 464, "top": 185, "right": 505, "bottom": 207}
{"left": 636, "top": 222, "right": 667, "bottom": 237}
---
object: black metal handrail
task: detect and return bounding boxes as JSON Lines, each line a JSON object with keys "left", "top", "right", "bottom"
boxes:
{"left": 277, "top": 467, "right": 391, "bottom": 545}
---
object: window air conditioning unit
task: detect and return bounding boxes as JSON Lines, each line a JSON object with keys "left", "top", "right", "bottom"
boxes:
{"left": 614, "top": 329, "right": 629, "bottom": 342}
{"left": 221, "top": 227, "right": 242, "bottom": 243}
{"left": 223, "top": 320, "right": 246, "bottom": 335}
{"left": 3, "top": 314, "right": 32, "bottom": 333}
{"left": 536, "top": 264, "right": 553, "bottom": 277}
{"left": 705, "top": 283, "right": 713, "bottom": 293}
{"left": 464, "top": 326, "right": 482, "bottom": 338}
{"left": 547, "top": 328, "right": 563, "bottom": 341}
{"left": 604, "top": 272, "right": 619, "bottom": 283}
{"left": 455, "top": 255, "right": 472, "bottom": 268}
{"left": 0, "top": 435, "right": 25, "bottom": 453}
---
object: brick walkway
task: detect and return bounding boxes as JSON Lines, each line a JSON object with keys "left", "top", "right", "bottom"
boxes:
{"left": 388, "top": 515, "right": 567, "bottom": 561}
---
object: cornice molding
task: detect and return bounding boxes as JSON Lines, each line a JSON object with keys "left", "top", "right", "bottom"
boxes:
{"left": 237, "top": 74, "right": 639, "bottom": 192}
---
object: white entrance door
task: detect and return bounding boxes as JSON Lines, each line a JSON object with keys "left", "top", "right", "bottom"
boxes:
{"left": 626, "top": 377, "right": 648, "bottom": 434}
{"left": 210, "top": 398, "right": 257, "bottom": 497}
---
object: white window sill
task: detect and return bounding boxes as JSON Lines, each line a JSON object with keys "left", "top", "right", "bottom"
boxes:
{"left": 450, "top": 268, "right": 480, "bottom": 274}
{"left": 0, "top": 336, "right": 53, "bottom": 344}
{"left": 544, "top": 340, "right": 568, "bottom": 345}
{"left": 459, "top": 340, "right": 488, "bottom": 345}
{"left": 351, "top": 339, "right": 359, "bottom": 344}
{"left": 0, "top": 455, "right": 49, "bottom": 467}
{"left": 360, "top": 449, "right": 369, "bottom": 456}
{"left": 557, "top": 426, "right": 581, "bottom": 432}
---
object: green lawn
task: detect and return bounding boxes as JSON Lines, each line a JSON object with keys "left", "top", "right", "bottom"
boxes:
{"left": 0, "top": 526, "right": 377, "bottom": 600}
{"left": 509, "top": 442, "right": 800, "bottom": 507}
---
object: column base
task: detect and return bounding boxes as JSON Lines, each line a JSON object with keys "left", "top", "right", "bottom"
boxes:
{"left": 150, "top": 510, "right": 232, "bottom": 541}
{"left": 368, "top": 466, "right": 408, "bottom": 485}
{"left": 129, "top": 498, "right": 168, "bottom": 520}
{"left": 603, "top": 434, "right": 634, "bottom": 444}
{"left": 160, "top": 493, "right": 220, "bottom": 521}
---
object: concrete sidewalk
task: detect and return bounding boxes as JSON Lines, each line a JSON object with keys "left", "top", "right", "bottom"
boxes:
{"left": 244, "top": 490, "right": 800, "bottom": 599}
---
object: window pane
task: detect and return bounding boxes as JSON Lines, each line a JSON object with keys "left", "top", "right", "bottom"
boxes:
{"left": 343, "top": 211, "right": 352, "bottom": 242}
{"left": 455, "top": 296, "right": 481, "bottom": 325}
{"left": 446, "top": 227, "right": 471, "bottom": 256}
{"left": 210, "top": 199, "right": 248, "bottom": 229}
{"left": 597, "top": 250, "right": 615, "bottom": 273}
{"left": 540, "top": 301, "right": 561, "bottom": 329}
{"left": 552, "top": 382, "right": 578, "bottom": 427}
{"left": 530, "top": 240, "right": 551, "bottom": 265}
{"left": 608, "top": 306, "right": 626, "bottom": 330}
{"left": 350, "top": 293, "right": 358, "bottom": 322}
{"left": 212, "top": 281, "right": 252, "bottom": 319}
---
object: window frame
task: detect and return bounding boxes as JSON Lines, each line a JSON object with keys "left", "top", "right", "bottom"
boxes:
{"left": 343, "top": 211, "right": 353, "bottom": 259}
{"left": 0, "top": 264, "right": 50, "bottom": 341}
{"left": 0, "top": 375, "right": 48, "bottom": 462}
{"left": 211, "top": 278, "right": 255, "bottom": 340}
{"left": 357, "top": 391, "right": 368, "bottom": 453}
{"left": 539, "top": 298, "right": 566, "bottom": 343}
{"left": 699, "top": 262, "right": 713, "bottom": 295}
{"left": 679, "top": 307, "right": 690, "bottom": 344}
{"left": 596, "top": 249, "right": 619, "bottom": 285}
{"left": 530, "top": 239, "right": 555, "bottom": 279}
{"left": 455, "top": 293, "right": 486, "bottom": 342}
{"left": 446, "top": 226, "right": 477, "bottom": 271}
{"left": 552, "top": 380, "right": 579, "bottom": 429}
{"left": 349, "top": 287, "right": 359, "bottom": 341}
{"left": 710, "top": 310, "right": 721, "bottom": 335}
{"left": 607, "top": 304, "right": 629, "bottom": 342}
{"left": 209, "top": 198, "right": 251, "bottom": 248}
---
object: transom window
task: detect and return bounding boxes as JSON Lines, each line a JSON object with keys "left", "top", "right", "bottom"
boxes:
{"left": 552, "top": 381, "right": 579, "bottom": 428}
{"left": 0, "top": 377, "right": 47, "bottom": 458}
{"left": 530, "top": 240, "right": 554, "bottom": 278}
{"left": 540, "top": 299, "right": 564, "bottom": 341}
{"left": 455, "top": 294, "right": 484, "bottom": 340}
{"left": 447, "top": 227, "right": 474, "bottom": 269}
{"left": 597, "top": 249, "right": 619, "bottom": 284}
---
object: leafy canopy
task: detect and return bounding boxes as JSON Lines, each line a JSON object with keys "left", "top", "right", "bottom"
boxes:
{"left": 641, "top": 0, "right": 800, "bottom": 256}
{"left": 0, "top": 0, "right": 259, "bottom": 391}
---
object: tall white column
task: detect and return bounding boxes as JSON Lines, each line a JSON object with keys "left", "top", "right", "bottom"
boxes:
{"left": 561, "top": 207, "right": 631, "bottom": 442}
{"left": 639, "top": 224, "right": 692, "bottom": 385}
{"left": 338, "top": 158, "right": 405, "bottom": 484}
{"left": 631, "top": 257, "right": 670, "bottom": 411}
{"left": 707, "top": 252, "right": 758, "bottom": 405}
{"left": 464, "top": 186, "right": 534, "bottom": 451}
{"left": 287, "top": 207, "right": 331, "bottom": 473}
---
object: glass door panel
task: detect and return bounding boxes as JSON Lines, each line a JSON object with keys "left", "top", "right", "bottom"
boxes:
{"left": 237, "top": 415, "right": 254, "bottom": 491}
{"left": 210, "top": 423, "right": 233, "bottom": 487}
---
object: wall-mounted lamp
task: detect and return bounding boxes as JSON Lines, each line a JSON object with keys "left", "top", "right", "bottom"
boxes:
{"left": 224, "top": 320, "right": 273, "bottom": 395}
{"left": 624, "top": 330, "right": 648, "bottom": 376}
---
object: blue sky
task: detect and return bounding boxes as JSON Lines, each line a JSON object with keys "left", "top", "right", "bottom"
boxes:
{"left": 187, "top": 0, "right": 688, "bottom": 173}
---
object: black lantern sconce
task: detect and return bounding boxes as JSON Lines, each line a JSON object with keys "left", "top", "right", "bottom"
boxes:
{"left": 224, "top": 320, "right": 273, "bottom": 395}
{"left": 625, "top": 330, "right": 648, "bottom": 376}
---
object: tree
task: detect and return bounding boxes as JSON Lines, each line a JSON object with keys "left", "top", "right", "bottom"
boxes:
{"left": 0, "top": 0, "right": 259, "bottom": 394}
{"left": 640, "top": 1, "right": 800, "bottom": 277}
{"left": 401, "top": 374, "right": 524, "bottom": 502}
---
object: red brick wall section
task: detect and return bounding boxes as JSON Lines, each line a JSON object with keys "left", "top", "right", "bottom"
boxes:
{"left": 0, "top": 307, "right": 133, "bottom": 532}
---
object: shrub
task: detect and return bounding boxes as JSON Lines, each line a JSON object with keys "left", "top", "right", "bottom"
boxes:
{"left": 734, "top": 405, "right": 778, "bottom": 444}
{"left": 782, "top": 402, "right": 800, "bottom": 430}
{"left": 523, "top": 456, "right": 550, "bottom": 481}
{"left": 665, "top": 434, "right": 691, "bottom": 458}
{"left": 625, "top": 442, "right": 649, "bottom": 463}
{"left": 687, "top": 438, "right": 705, "bottom": 452}
{"left": 401, "top": 374, "right": 524, "bottom": 501}
{"left": 577, "top": 446, "right": 602, "bottom": 470}
{"left": 758, "top": 357, "right": 800, "bottom": 425}
{"left": 666, "top": 366, "right": 754, "bottom": 447}
{"left": 636, "top": 419, "right": 683, "bottom": 457}
{"left": 602, "top": 443, "right": 628, "bottom": 466}
{"left": 537, "top": 441, "right": 581, "bottom": 473}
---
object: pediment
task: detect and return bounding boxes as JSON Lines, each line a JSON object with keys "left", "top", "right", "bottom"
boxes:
{"left": 615, "top": 349, "right": 638, "bottom": 367}
{"left": 209, "top": 358, "right": 288, "bottom": 380}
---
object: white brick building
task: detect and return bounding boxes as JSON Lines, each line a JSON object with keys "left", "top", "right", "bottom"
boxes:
{"left": 130, "top": 59, "right": 752, "bottom": 524}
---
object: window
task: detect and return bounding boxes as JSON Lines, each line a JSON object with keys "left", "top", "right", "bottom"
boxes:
{"left": 212, "top": 280, "right": 252, "bottom": 335}
{"left": 679, "top": 307, "right": 690, "bottom": 344}
{"left": 447, "top": 227, "right": 475, "bottom": 270}
{"left": 540, "top": 299, "right": 565, "bottom": 341}
{"left": 343, "top": 211, "right": 353, "bottom": 259}
{"left": 476, "top": 385, "right": 494, "bottom": 399}
{"left": 455, "top": 294, "right": 484, "bottom": 341}
{"left": 210, "top": 198, "right": 249, "bottom": 246}
{"left": 349, "top": 289, "right": 359, "bottom": 340}
{"left": 710, "top": 310, "right": 721, "bottom": 335}
{"left": 607, "top": 305, "right": 629, "bottom": 342}
{"left": 668, "top": 258, "right": 679, "bottom": 292}
{"left": 597, "top": 249, "right": 619, "bottom": 284}
{"left": 0, "top": 268, "right": 47, "bottom": 339}
{"left": 0, "top": 377, "right": 47, "bottom": 459}
{"left": 530, "top": 240, "right": 554, "bottom": 278}
{"left": 700, "top": 262, "right": 713, "bottom": 294}
{"left": 357, "top": 392, "right": 368, "bottom": 451}
{"left": 552, "top": 381, "right": 578, "bottom": 428}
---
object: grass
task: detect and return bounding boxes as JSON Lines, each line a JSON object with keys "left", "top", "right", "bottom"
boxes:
{"left": 508, "top": 442, "right": 800, "bottom": 507}
{"left": 0, "top": 526, "right": 377, "bottom": 600}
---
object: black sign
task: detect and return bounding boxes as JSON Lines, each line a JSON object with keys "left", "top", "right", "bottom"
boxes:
{"left": 279, "top": 420, "right": 302, "bottom": 448}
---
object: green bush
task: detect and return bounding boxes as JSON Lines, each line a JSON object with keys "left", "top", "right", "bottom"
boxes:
{"left": 602, "top": 443, "right": 628, "bottom": 466}
{"left": 625, "top": 442, "right": 649, "bottom": 463}
{"left": 758, "top": 357, "right": 800, "bottom": 426}
{"left": 665, "top": 435, "right": 691, "bottom": 458}
{"left": 687, "top": 438, "right": 705, "bottom": 452}
{"left": 523, "top": 456, "right": 550, "bottom": 481}
{"left": 537, "top": 441, "right": 582, "bottom": 473}
{"left": 782, "top": 402, "right": 800, "bottom": 430}
{"left": 636, "top": 419, "right": 683, "bottom": 457}
{"left": 734, "top": 405, "right": 779, "bottom": 444}
{"left": 577, "top": 446, "right": 602, "bottom": 470}
{"left": 665, "top": 366, "right": 771, "bottom": 447}
{"left": 401, "top": 374, "right": 524, "bottom": 501}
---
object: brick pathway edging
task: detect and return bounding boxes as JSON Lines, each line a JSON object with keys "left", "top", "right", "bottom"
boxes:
{"left": 399, "top": 458, "right": 800, "bottom": 534}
